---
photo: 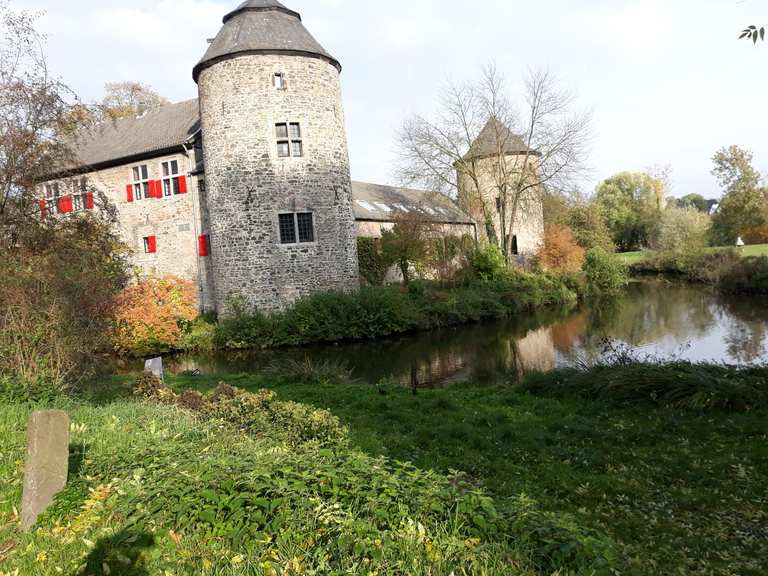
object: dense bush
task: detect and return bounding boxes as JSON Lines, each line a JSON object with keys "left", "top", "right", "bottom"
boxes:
{"left": 651, "top": 205, "right": 711, "bottom": 271}
{"left": 524, "top": 361, "right": 768, "bottom": 412}
{"left": 537, "top": 224, "right": 586, "bottom": 273}
{"left": 0, "top": 216, "right": 127, "bottom": 393}
{"left": 719, "top": 256, "right": 768, "bottom": 294}
{"left": 111, "top": 276, "right": 198, "bottom": 356}
{"left": 357, "top": 237, "right": 393, "bottom": 286}
{"left": 215, "top": 275, "right": 580, "bottom": 351}
{"left": 467, "top": 244, "right": 507, "bottom": 281}
{"left": 583, "top": 248, "right": 628, "bottom": 295}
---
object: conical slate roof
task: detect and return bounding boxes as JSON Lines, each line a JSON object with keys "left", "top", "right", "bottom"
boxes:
{"left": 463, "top": 118, "right": 534, "bottom": 161}
{"left": 193, "top": 0, "right": 340, "bottom": 82}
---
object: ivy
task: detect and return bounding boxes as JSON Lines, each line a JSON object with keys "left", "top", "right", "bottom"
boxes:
{"left": 357, "top": 237, "right": 393, "bottom": 286}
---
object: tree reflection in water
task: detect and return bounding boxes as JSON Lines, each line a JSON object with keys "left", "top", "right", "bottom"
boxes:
{"left": 152, "top": 279, "right": 768, "bottom": 387}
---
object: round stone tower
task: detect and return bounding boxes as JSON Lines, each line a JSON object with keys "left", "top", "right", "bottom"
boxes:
{"left": 193, "top": 0, "right": 359, "bottom": 313}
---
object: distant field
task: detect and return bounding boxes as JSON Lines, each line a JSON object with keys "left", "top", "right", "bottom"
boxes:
{"left": 617, "top": 243, "right": 768, "bottom": 265}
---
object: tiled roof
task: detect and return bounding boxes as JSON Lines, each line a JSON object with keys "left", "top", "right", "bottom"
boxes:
{"left": 464, "top": 117, "right": 532, "bottom": 161}
{"left": 193, "top": 0, "right": 339, "bottom": 82}
{"left": 71, "top": 99, "right": 199, "bottom": 170}
{"left": 351, "top": 181, "right": 473, "bottom": 225}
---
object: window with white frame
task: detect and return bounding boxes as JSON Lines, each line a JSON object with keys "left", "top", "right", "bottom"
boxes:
{"left": 278, "top": 212, "right": 315, "bottom": 244}
{"left": 71, "top": 178, "right": 87, "bottom": 211}
{"left": 161, "top": 159, "right": 180, "bottom": 196}
{"left": 44, "top": 182, "right": 60, "bottom": 214}
{"left": 132, "top": 165, "right": 150, "bottom": 200}
{"left": 275, "top": 122, "right": 303, "bottom": 158}
{"left": 274, "top": 72, "right": 286, "bottom": 90}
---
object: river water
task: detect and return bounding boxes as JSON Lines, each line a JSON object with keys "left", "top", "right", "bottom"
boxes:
{"left": 154, "top": 279, "right": 768, "bottom": 387}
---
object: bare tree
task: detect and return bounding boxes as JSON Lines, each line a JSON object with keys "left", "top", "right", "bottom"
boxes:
{"left": 396, "top": 65, "right": 592, "bottom": 263}
{"left": 98, "top": 81, "right": 169, "bottom": 122}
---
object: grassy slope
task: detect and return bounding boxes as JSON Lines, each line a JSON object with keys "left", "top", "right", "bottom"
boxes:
{"left": 168, "top": 373, "right": 768, "bottom": 576}
{"left": 616, "top": 243, "right": 768, "bottom": 265}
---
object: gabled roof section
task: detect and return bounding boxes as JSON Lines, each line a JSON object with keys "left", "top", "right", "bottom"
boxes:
{"left": 193, "top": 0, "right": 340, "bottom": 82}
{"left": 70, "top": 99, "right": 200, "bottom": 171}
{"left": 351, "top": 181, "right": 474, "bottom": 225}
{"left": 463, "top": 117, "right": 534, "bottom": 162}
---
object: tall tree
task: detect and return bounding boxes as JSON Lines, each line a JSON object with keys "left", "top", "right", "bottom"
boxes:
{"left": 595, "top": 171, "right": 666, "bottom": 252}
{"left": 98, "top": 81, "right": 169, "bottom": 121}
{"left": 0, "top": 1, "right": 77, "bottom": 224}
{"left": 710, "top": 145, "right": 767, "bottom": 244}
{"left": 396, "top": 65, "right": 591, "bottom": 262}
{"left": 676, "top": 193, "right": 710, "bottom": 213}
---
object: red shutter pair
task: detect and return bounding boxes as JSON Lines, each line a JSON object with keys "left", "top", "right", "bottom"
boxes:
{"left": 198, "top": 234, "right": 210, "bottom": 257}
{"left": 149, "top": 180, "right": 164, "bottom": 199}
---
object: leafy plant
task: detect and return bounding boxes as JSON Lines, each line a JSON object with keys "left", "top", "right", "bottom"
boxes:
{"left": 467, "top": 244, "right": 507, "bottom": 281}
{"left": 536, "top": 224, "right": 586, "bottom": 273}
{"left": 740, "top": 25, "right": 765, "bottom": 44}
{"left": 583, "top": 248, "right": 628, "bottom": 296}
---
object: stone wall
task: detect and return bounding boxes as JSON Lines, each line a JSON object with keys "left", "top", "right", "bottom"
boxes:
{"left": 457, "top": 155, "right": 544, "bottom": 257}
{"left": 197, "top": 54, "right": 360, "bottom": 313}
{"left": 44, "top": 150, "right": 216, "bottom": 311}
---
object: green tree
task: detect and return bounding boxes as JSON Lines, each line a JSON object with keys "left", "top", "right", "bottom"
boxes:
{"left": 595, "top": 172, "right": 664, "bottom": 252}
{"left": 381, "top": 213, "right": 431, "bottom": 285}
{"left": 653, "top": 205, "right": 711, "bottom": 270}
{"left": 567, "top": 202, "right": 614, "bottom": 252}
{"left": 710, "top": 146, "right": 767, "bottom": 245}
{"left": 676, "top": 193, "right": 709, "bottom": 213}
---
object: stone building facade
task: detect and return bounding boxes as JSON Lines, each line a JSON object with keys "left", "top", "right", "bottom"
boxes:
{"left": 40, "top": 0, "right": 491, "bottom": 314}
{"left": 457, "top": 118, "right": 545, "bottom": 257}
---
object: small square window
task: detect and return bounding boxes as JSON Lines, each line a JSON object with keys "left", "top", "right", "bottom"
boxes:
{"left": 297, "top": 212, "right": 314, "bottom": 243}
{"left": 279, "top": 214, "right": 297, "bottom": 244}
{"left": 276, "top": 123, "right": 288, "bottom": 139}
{"left": 289, "top": 123, "right": 301, "bottom": 139}
{"left": 291, "top": 141, "right": 303, "bottom": 157}
{"left": 277, "top": 141, "right": 290, "bottom": 158}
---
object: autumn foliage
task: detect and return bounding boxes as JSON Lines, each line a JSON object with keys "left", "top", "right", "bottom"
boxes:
{"left": 537, "top": 224, "right": 586, "bottom": 273}
{"left": 112, "top": 276, "right": 198, "bottom": 356}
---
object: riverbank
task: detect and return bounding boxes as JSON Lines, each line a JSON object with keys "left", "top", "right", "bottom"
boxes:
{"left": 616, "top": 243, "right": 768, "bottom": 265}
{"left": 161, "top": 363, "right": 766, "bottom": 575}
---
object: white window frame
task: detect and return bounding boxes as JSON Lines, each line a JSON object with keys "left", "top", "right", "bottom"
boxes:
{"left": 274, "top": 72, "right": 286, "bottom": 90}
{"left": 278, "top": 211, "right": 315, "bottom": 245}
{"left": 71, "top": 178, "right": 87, "bottom": 212}
{"left": 275, "top": 122, "right": 303, "bottom": 158}
{"left": 160, "top": 159, "right": 180, "bottom": 197}
{"left": 44, "top": 183, "right": 60, "bottom": 214}
{"left": 131, "top": 164, "right": 150, "bottom": 201}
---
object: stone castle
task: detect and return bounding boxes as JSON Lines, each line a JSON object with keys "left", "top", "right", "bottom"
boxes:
{"left": 41, "top": 0, "right": 541, "bottom": 313}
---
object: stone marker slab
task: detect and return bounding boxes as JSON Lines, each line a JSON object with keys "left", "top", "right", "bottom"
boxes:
{"left": 21, "top": 410, "right": 70, "bottom": 531}
{"left": 145, "top": 357, "right": 164, "bottom": 381}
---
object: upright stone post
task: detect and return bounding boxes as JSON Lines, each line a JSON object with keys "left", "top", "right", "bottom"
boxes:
{"left": 145, "top": 357, "right": 164, "bottom": 381}
{"left": 21, "top": 410, "right": 70, "bottom": 531}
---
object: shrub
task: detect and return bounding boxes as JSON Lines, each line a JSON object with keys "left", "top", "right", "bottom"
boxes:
{"left": 567, "top": 203, "right": 615, "bottom": 252}
{"left": 583, "top": 248, "right": 628, "bottom": 296}
{"left": 178, "top": 316, "right": 216, "bottom": 352}
{"left": 111, "top": 276, "right": 198, "bottom": 356}
{"left": 0, "top": 216, "right": 128, "bottom": 393}
{"left": 467, "top": 244, "right": 506, "bottom": 281}
{"left": 743, "top": 225, "right": 768, "bottom": 245}
{"left": 719, "top": 256, "right": 768, "bottom": 294}
{"left": 262, "top": 357, "right": 355, "bottom": 386}
{"left": 356, "top": 237, "right": 393, "bottom": 286}
{"left": 537, "top": 224, "right": 586, "bottom": 273}
{"left": 652, "top": 205, "right": 711, "bottom": 271}
{"left": 381, "top": 214, "right": 432, "bottom": 284}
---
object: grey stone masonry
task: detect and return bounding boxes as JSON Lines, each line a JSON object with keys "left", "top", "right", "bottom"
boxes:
{"left": 21, "top": 410, "right": 70, "bottom": 531}
{"left": 198, "top": 53, "right": 360, "bottom": 313}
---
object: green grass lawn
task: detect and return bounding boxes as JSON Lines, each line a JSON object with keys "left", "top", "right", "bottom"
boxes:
{"left": 616, "top": 243, "right": 768, "bottom": 265}
{"left": 167, "top": 373, "right": 768, "bottom": 576}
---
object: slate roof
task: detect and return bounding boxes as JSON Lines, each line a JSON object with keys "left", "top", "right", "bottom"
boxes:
{"left": 71, "top": 99, "right": 200, "bottom": 170}
{"left": 464, "top": 117, "right": 534, "bottom": 161}
{"left": 351, "top": 181, "right": 473, "bottom": 225}
{"left": 193, "top": 0, "right": 340, "bottom": 82}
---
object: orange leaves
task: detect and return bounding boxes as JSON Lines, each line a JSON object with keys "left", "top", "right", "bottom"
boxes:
{"left": 111, "top": 276, "right": 198, "bottom": 356}
{"left": 537, "top": 224, "right": 586, "bottom": 274}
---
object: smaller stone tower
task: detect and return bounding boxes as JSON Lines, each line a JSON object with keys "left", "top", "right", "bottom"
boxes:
{"left": 457, "top": 118, "right": 544, "bottom": 257}
{"left": 194, "top": 0, "right": 359, "bottom": 313}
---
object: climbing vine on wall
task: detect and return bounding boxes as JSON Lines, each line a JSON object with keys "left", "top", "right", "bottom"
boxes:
{"left": 357, "top": 237, "right": 393, "bottom": 286}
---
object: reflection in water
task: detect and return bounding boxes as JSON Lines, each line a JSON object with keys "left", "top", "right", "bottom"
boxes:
{"left": 147, "top": 279, "right": 768, "bottom": 388}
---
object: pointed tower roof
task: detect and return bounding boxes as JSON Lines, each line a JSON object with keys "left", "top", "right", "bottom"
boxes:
{"left": 193, "top": 0, "right": 340, "bottom": 83}
{"left": 463, "top": 118, "right": 535, "bottom": 161}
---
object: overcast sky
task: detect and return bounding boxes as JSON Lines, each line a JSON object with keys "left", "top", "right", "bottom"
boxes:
{"left": 16, "top": 0, "right": 768, "bottom": 199}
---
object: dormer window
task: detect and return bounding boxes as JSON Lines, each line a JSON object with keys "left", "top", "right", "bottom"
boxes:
{"left": 276, "top": 122, "right": 303, "bottom": 157}
{"left": 274, "top": 72, "right": 286, "bottom": 90}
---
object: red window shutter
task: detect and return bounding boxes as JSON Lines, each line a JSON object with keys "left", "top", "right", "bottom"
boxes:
{"left": 198, "top": 234, "right": 209, "bottom": 257}
{"left": 39, "top": 199, "right": 48, "bottom": 218}
{"left": 58, "top": 195, "right": 73, "bottom": 214}
{"left": 148, "top": 180, "right": 155, "bottom": 198}
{"left": 85, "top": 192, "right": 94, "bottom": 209}
{"left": 66, "top": 195, "right": 74, "bottom": 213}
{"left": 177, "top": 176, "right": 188, "bottom": 194}
{"left": 156, "top": 180, "right": 163, "bottom": 198}
{"left": 126, "top": 184, "right": 134, "bottom": 203}
{"left": 147, "top": 236, "right": 157, "bottom": 254}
